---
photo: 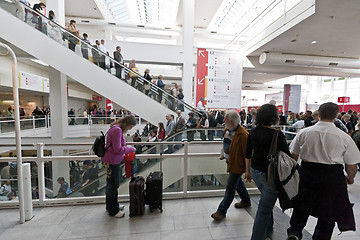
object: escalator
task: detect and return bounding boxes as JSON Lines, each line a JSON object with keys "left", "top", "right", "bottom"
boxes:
{"left": 65, "top": 127, "right": 225, "bottom": 197}
{"left": 0, "top": 0, "right": 201, "bottom": 124}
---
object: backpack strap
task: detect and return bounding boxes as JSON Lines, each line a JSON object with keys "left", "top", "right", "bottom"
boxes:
{"left": 268, "top": 129, "right": 279, "bottom": 156}
{"left": 267, "top": 129, "right": 279, "bottom": 186}
{"left": 102, "top": 130, "right": 112, "bottom": 150}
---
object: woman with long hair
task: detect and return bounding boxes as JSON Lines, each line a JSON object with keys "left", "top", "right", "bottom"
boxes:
{"left": 158, "top": 122, "right": 165, "bottom": 141}
{"left": 102, "top": 116, "right": 137, "bottom": 218}
{"left": 245, "top": 104, "right": 291, "bottom": 239}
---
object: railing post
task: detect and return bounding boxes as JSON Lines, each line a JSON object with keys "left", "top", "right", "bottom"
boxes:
{"left": 35, "top": 143, "right": 46, "bottom": 206}
{"left": 32, "top": 116, "right": 35, "bottom": 135}
{"left": 47, "top": 115, "right": 50, "bottom": 129}
{"left": 183, "top": 141, "right": 189, "bottom": 198}
{"left": 138, "top": 117, "right": 141, "bottom": 125}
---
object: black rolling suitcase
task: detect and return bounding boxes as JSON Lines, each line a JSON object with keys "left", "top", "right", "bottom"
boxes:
{"left": 145, "top": 171, "right": 163, "bottom": 212}
{"left": 129, "top": 175, "right": 145, "bottom": 217}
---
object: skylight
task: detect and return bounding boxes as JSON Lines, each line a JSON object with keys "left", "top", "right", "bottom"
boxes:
{"left": 101, "top": 0, "right": 179, "bottom": 28}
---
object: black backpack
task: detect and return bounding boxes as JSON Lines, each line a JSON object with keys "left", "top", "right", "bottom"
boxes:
{"left": 92, "top": 131, "right": 111, "bottom": 157}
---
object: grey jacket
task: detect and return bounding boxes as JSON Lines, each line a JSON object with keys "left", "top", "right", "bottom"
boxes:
{"left": 165, "top": 120, "right": 175, "bottom": 136}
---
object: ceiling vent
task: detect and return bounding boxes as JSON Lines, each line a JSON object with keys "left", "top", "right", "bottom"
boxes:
{"left": 81, "top": 20, "right": 90, "bottom": 23}
{"left": 259, "top": 52, "right": 360, "bottom": 69}
{"left": 108, "top": 22, "right": 116, "bottom": 25}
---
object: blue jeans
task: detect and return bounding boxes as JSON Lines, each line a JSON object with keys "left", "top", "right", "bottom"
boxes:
{"left": 217, "top": 172, "right": 250, "bottom": 215}
{"left": 106, "top": 163, "right": 120, "bottom": 216}
{"left": 250, "top": 168, "right": 278, "bottom": 240}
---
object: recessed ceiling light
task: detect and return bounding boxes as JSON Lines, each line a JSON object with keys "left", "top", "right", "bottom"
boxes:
{"left": 311, "top": 40, "right": 317, "bottom": 44}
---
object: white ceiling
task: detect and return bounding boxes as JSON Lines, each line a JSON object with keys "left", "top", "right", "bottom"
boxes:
{"left": 65, "top": 0, "right": 103, "bottom": 19}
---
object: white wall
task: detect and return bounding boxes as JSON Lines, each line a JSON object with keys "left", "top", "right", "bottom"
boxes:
{"left": 0, "top": 57, "right": 48, "bottom": 89}
{"left": 87, "top": 39, "right": 185, "bottom": 65}
{"left": 67, "top": 97, "right": 88, "bottom": 115}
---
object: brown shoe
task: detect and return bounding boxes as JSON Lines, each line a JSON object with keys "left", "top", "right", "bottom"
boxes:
{"left": 211, "top": 211, "right": 226, "bottom": 221}
{"left": 234, "top": 201, "right": 251, "bottom": 208}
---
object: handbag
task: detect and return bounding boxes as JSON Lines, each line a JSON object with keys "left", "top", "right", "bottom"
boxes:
{"left": 267, "top": 129, "right": 300, "bottom": 211}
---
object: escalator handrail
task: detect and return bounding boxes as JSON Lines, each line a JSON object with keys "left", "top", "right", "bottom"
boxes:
{"left": 138, "top": 127, "right": 224, "bottom": 154}
{"left": 11, "top": 1, "right": 201, "bottom": 116}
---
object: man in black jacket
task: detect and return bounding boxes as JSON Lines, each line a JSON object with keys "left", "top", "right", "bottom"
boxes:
{"left": 304, "top": 110, "right": 314, "bottom": 128}
{"left": 186, "top": 112, "right": 198, "bottom": 142}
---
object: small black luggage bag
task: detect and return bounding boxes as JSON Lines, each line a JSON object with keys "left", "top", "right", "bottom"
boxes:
{"left": 145, "top": 171, "right": 163, "bottom": 212}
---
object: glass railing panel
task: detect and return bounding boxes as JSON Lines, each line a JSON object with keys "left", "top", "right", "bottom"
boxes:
{"left": 0, "top": 120, "right": 15, "bottom": 134}
{"left": 44, "top": 159, "right": 107, "bottom": 198}
{"left": 0, "top": 0, "right": 201, "bottom": 116}
{"left": 188, "top": 156, "right": 257, "bottom": 192}
{"left": 0, "top": 160, "right": 39, "bottom": 201}
{"left": 20, "top": 117, "right": 35, "bottom": 131}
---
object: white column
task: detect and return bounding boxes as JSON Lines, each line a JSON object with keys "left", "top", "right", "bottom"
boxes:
{"left": 182, "top": 0, "right": 195, "bottom": 106}
{"left": 49, "top": 67, "right": 69, "bottom": 194}
{"left": 45, "top": 0, "right": 65, "bottom": 27}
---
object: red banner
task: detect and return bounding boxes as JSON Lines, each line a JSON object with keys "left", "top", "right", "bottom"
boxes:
{"left": 338, "top": 96, "right": 350, "bottom": 103}
{"left": 196, "top": 48, "right": 208, "bottom": 105}
{"left": 105, "top": 98, "right": 113, "bottom": 111}
{"left": 92, "top": 95, "right": 103, "bottom": 101}
{"left": 283, "top": 84, "right": 291, "bottom": 112}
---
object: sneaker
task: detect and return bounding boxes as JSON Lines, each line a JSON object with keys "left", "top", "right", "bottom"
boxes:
{"left": 114, "top": 211, "right": 125, "bottom": 218}
{"left": 119, "top": 204, "right": 125, "bottom": 211}
{"left": 211, "top": 211, "right": 226, "bottom": 221}
{"left": 234, "top": 201, "right": 251, "bottom": 208}
{"left": 286, "top": 236, "right": 299, "bottom": 240}
{"left": 265, "top": 237, "right": 272, "bottom": 240}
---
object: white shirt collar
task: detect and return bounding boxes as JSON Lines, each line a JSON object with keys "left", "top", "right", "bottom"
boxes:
{"left": 315, "top": 121, "right": 335, "bottom": 127}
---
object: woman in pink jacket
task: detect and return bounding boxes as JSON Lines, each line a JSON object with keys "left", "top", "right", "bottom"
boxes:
{"left": 102, "top": 116, "right": 137, "bottom": 218}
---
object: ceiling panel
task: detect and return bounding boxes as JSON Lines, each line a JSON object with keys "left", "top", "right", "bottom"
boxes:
{"left": 65, "top": 0, "right": 103, "bottom": 19}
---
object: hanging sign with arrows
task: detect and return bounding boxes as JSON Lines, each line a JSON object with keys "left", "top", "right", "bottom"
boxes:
{"left": 196, "top": 48, "right": 243, "bottom": 109}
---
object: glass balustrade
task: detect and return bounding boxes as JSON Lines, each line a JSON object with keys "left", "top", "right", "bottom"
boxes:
{"left": 0, "top": 0, "right": 201, "bottom": 117}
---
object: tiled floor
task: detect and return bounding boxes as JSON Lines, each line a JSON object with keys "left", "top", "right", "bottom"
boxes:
{"left": 0, "top": 175, "right": 359, "bottom": 240}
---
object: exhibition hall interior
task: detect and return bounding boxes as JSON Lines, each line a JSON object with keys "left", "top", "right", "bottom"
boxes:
{"left": 0, "top": 0, "right": 360, "bottom": 239}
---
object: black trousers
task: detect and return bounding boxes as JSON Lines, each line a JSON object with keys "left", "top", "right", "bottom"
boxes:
{"left": 115, "top": 67, "right": 122, "bottom": 79}
{"left": 288, "top": 208, "right": 335, "bottom": 240}
{"left": 106, "top": 164, "right": 120, "bottom": 216}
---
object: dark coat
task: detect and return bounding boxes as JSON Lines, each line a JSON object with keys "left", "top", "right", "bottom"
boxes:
{"left": 295, "top": 162, "right": 355, "bottom": 232}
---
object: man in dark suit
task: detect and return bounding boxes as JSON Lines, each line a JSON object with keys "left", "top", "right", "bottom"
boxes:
{"left": 92, "top": 40, "right": 101, "bottom": 67}
{"left": 113, "top": 46, "right": 124, "bottom": 79}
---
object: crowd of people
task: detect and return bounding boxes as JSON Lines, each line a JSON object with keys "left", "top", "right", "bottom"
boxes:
{"left": 95, "top": 101, "right": 360, "bottom": 240}
{"left": 16, "top": 1, "right": 186, "bottom": 112}
{"left": 207, "top": 103, "right": 360, "bottom": 240}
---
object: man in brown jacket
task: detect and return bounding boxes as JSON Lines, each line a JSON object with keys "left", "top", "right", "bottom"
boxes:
{"left": 211, "top": 110, "right": 251, "bottom": 221}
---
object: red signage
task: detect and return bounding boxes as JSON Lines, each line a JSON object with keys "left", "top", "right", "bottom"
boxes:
{"left": 196, "top": 48, "right": 208, "bottom": 105}
{"left": 105, "top": 98, "right": 113, "bottom": 111}
{"left": 92, "top": 95, "right": 103, "bottom": 101}
{"left": 338, "top": 96, "right": 350, "bottom": 103}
